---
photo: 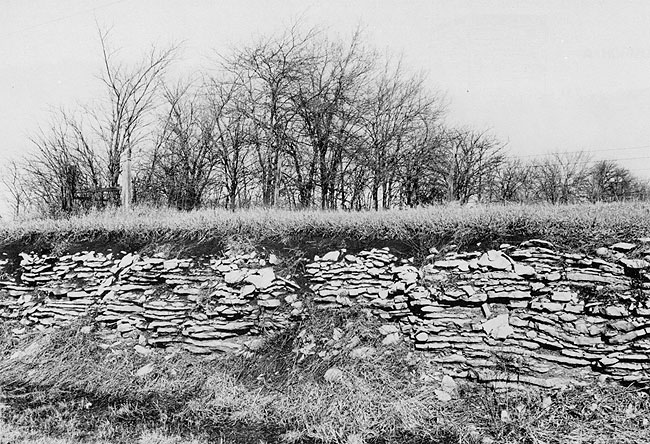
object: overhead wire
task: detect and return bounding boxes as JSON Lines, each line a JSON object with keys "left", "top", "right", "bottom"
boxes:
{"left": 1, "top": 0, "right": 128, "bottom": 38}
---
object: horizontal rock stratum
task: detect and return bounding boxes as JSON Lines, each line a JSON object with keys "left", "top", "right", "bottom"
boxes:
{"left": 2, "top": 239, "right": 650, "bottom": 389}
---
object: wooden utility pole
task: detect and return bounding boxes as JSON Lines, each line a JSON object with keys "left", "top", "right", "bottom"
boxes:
{"left": 120, "top": 148, "right": 133, "bottom": 209}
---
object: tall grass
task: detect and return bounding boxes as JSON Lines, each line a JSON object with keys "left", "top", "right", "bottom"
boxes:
{"left": 2, "top": 202, "right": 650, "bottom": 257}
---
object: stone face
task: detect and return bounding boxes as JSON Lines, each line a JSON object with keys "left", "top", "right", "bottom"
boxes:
{"left": 7, "top": 241, "right": 650, "bottom": 389}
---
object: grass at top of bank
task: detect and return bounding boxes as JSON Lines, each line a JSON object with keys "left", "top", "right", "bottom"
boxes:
{"left": 0, "top": 202, "right": 649, "bottom": 259}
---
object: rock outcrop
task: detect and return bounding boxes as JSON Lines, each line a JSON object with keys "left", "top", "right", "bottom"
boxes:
{"left": 2, "top": 239, "right": 650, "bottom": 388}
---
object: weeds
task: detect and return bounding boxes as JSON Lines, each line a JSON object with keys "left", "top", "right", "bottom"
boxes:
{"left": 2, "top": 202, "right": 650, "bottom": 261}
{"left": 1, "top": 308, "right": 649, "bottom": 444}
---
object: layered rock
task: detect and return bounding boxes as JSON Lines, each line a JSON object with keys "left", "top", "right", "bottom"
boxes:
{"left": 0, "top": 250, "right": 301, "bottom": 354}
{"left": 305, "top": 240, "right": 650, "bottom": 387}
{"left": 3, "top": 239, "right": 650, "bottom": 388}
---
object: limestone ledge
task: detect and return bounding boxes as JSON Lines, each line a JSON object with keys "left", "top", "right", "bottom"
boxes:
{"left": 2, "top": 238, "right": 650, "bottom": 388}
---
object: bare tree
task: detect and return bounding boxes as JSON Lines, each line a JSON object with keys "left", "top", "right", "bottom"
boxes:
{"left": 490, "top": 158, "right": 534, "bottom": 203}
{"left": 1, "top": 159, "right": 28, "bottom": 218}
{"left": 290, "top": 29, "right": 375, "bottom": 209}
{"left": 589, "top": 160, "right": 638, "bottom": 202}
{"left": 225, "top": 26, "right": 314, "bottom": 207}
{"left": 399, "top": 117, "right": 447, "bottom": 206}
{"left": 442, "top": 128, "right": 504, "bottom": 204}
{"left": 361, "top": 60, "right": 437, "bottom": 209}
{"left": 534, "top": 152, "right": 591, "bottom": 204}
{"left": 93, "top": 28, "right": 177, "bottom": 206}
{"left": 206, "top": 76, "right": 254, "bottom": 209}
{"left": 24, "top": 117, "right": 89, "bottom": 215}
{"left": 150, "top": 81, "right": 222, "bottom": 209}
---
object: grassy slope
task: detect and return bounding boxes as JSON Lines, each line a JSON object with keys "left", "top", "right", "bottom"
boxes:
{"left": 1, "top": 202, "right": 650, "bottom": 260}
{"left": 1, "top": 310, "right": 649, "bottom": 444}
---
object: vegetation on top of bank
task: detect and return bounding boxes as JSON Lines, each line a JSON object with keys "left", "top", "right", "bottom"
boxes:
{"left": 0, "top": 202, "right": 649, "bottom": 260}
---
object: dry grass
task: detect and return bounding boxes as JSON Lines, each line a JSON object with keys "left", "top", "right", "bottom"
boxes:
{"left": 1, "top": 202, "right": 650, "bottom": 259}
{"left": 1, "top": 311, "right": 649, "bottom": 444}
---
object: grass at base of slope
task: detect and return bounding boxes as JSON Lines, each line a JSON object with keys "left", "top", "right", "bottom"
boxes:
{"left": 1, "top": 203, "right": 650, "bottom": 264}
{"left": 1, "top": 308, "right": 650, "bottom": 444}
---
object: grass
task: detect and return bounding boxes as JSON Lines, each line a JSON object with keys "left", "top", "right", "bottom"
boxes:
{"left": 1, "top": 310, "right": 649, "bottom": 444}
{"left": 1, "top": 202, "right": 650, "bottom": 260}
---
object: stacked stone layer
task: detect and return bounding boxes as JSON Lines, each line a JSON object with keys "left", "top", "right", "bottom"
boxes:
{"left": 0, "top": 251, "right": 301, "bottom": 354}
{"left": 2, "top": 239, "right": 650, "bottom": 388}
{"left": 306, "top": 241, "right": 650, "bottom": 387}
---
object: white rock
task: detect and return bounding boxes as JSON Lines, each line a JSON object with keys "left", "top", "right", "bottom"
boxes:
{"left": 378, "top": 325, "right": 399, "bottom": 335}
{"left": 324, "top": 367, "right": 344, "bottom": 383}
{"left": 478, "top": 251, "right": 512, "bottom": 271}
{"left": 620, "top": 258, "right": 649, "bottom": 270}
{"left": 441, "top": 375, "right": 458, "bottom": 393}
{"left": 240, "top": 285, "right": 257, "bottom": 297}
{"left": 350, "top": 346, "right": 376, "bottom": 359}
{"left": 136, "top": 363, "right": 154, "bottom": 377}
{"left": 224, "top": 270, "right": 246, "bottom": 284}
{"left": 611, "top": 242, "right": 636, "bottom": 252}
{"left": 382, "top": 332, "right": 401, "bottom": 345}
{"left": 163, "top": 259, "right": 178, "bottom": 270}
{"left": 134, "top": 345, "right": 151, "bottom": 356}
{"left": 434, "top": 389, "right": 452, "bottom": 402}
{"left": 246, "top": 268, "right": 275, "bottom": 289}
{"left": 514, "top": 263, "right": 535, "bottom": 276}
{"left": 595, "top": 247, "right": 610, "bottom": 257}
{"left": 321, "top": 251, "right": 341, "bottom": 262}
{"left": 482, "top": 314, "right": 514, "bottom": 340}
{"left": 414, "top": 331, "right": 429, "bottom": 342}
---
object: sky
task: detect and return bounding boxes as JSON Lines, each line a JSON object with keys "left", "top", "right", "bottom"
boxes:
{"left": 2, "top": 0, "right": 650, "bottom": 214}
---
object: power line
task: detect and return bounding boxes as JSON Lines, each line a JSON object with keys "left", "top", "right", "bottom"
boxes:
{"left": 510, "top": 144, "right": 650, "bottom": 159}
{"left": 521, "top": 154, "right": 650, "bottom": 165}
{"left": 1, "top": 0, "right": 128, "bottom": 39}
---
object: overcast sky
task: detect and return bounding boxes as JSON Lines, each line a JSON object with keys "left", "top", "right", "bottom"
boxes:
{"left": 2, "top": 0, "right": 650, "bottom": 214}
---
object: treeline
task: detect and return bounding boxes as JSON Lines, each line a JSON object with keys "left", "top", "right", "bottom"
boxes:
{"left": 4, "top": 27, "right": 649, "bottom": 217}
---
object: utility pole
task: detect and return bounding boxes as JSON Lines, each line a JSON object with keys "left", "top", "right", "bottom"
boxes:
{"left": 120, "top": 147, "right": 133, "bottom": 209}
